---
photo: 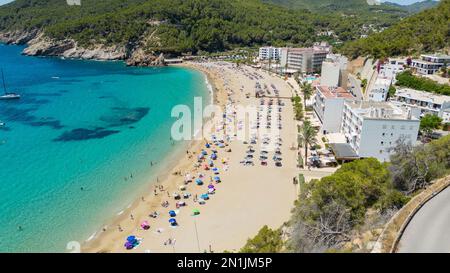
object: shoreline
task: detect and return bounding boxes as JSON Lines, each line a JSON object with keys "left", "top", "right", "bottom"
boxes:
{"left": 83, "top": 61, "right": 300, "bottom": 253}
{"left": 81, "top": 62, "right": 224, "bottom": 252}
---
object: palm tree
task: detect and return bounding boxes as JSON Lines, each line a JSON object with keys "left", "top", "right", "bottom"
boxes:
{"left": 293, "top": 75, "right": 313, "bottom": 108}
{"left": 301, "top": 82, "right": 313, "bottom": 109}
{"left": 298, "top": 120, "right": 317, "bottom": 167}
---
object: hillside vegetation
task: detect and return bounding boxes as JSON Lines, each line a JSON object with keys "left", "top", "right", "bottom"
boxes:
{"left": 385, "top": 0, "right": 439, "bottom": 13}
{"left": 340, "top": 0, "right": 450, "bottom": 59}
{"left": 0, "top": 0, "right": 379, "bottom": 55}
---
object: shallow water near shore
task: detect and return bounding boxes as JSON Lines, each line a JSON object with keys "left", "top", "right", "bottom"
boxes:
{"left": 0, "top": 44, "right": 210, "bottom": 252}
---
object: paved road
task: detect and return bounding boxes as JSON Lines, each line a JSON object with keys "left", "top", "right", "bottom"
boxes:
{"left": 397, "top": 186, "right": 450, "bottom": 253}
{"left": 347, "top": 74, "right": 364, "bottom": 100}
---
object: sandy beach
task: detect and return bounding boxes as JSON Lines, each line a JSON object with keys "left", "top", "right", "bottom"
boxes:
{"left": 82, "top": 61, "right": 301, "bottom": 253}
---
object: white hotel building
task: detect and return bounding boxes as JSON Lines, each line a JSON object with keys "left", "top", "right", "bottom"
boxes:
{"left": 379, "top": 58, "right": 406, "bottom": 80}
{"left": 392, "top": 88, "right": 450, "bottom": 123}
{"left": 367, "top": 78, "right": 392, "bottom": 102}
{"left": 341, "top": 101, "right": 420, "bottom": 162}
{"left": 320, "top": 54, "right": 348, "bottom": 88}
{"left": 258, "top": 47, "right": 281, "bottom": 61}
{"left": 411, "top": 54, "right": 450, "bottom": 75}
{"left": 313, "top": 86, "right": 355, "bottom": 134}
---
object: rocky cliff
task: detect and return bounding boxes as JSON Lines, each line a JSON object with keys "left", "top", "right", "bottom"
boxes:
{"left": 0, "top": 30, "right": 165, "bottom": 67}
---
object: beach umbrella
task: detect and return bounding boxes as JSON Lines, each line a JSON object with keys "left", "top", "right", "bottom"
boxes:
{"left": 210, "top": 153, "right": 217, "bottom": 160}
{"left": 208, "top": 188, "right": 215, "bottom": 194}
{"left": 205, "top": 143, "right": 211, "bottom": 148}
{"left": 192, "top": 209, "right": 200, "bottom": 216}
{"left": 201, "top": 194, "right": 209, "bottom": 200}
{"left": 127, "top": 236, "right": 136, "bottom": 242}
{"left": 201, "top": 150, "right": 208, "bottom": 156}
{"left": 141, "top": 221, "right": 150, "bottom": 230}
{"left": 169, "top": 210, "right": 176, "bottom": 217}
{"left": 212, "top": 167, "right": 219, "bottom": 172}
{"left": 124, "top": 241, "right": 134, "bottom": 250}
{"left": 214, "top": 176, "right": 221, "bottom": 182}
{"left": 208, "top": 184, "right": 215, "bottom": 189}
{"left": 169, "top": 218, "right": 177, "bottom": 226}
{"left": 196, "top": 178, "right": 203, "bottom": 185}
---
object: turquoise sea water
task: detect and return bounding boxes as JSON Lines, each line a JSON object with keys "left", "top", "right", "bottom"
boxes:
{"left": 0, "top": 44, "right": 210, "bottom": 252}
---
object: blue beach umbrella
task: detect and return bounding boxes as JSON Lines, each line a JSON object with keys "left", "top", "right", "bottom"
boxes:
{"left": 214, "top": 176, "right": 221, "bottom": 182}
{"left": 169, "top": 210, "right": 176, "bottom": 217}
{"left": 196, "top": 178, "right": 203, "bottom": 185}
{"left": 201, "top": 194, "right": 209, "bottom": 200}
{"left": 169, "top": 218, "right": 177, "bottom": 226}
{"left": 127, "top": 236, "right": 136, "bottom": 242}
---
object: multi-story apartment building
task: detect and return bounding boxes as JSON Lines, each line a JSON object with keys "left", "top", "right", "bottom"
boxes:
{"left": 258, "top": 46, "right": 282, "bottom": 60}
{"left": 341, "top": 101, "right": 420, "bottom": 162}
{"left": 411, "top": 54, "right": 450, "bottom": 75}
{"left": 313, "top": 85, "right": 354, "bottom": 134}
{"left": 368, "top": 78, "right": 392, "bottom": 102}
{"left": 321, "top": 54, "right": 349, "bottom": 88}
{"left": 280, "top": 46, "right": 330, "bottom": 74}
{"left": 378, "top": 58, "right": 406, "bottom": 80}
{"left": 392, "top": 88, "right": 450, "bottom": 123}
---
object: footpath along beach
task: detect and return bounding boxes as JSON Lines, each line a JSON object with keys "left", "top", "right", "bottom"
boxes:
{"left": 83, "top": 61, "right": 300, "bottom": 253}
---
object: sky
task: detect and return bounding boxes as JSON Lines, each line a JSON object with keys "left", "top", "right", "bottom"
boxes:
{"left": 0, "top": 0, "right": 438, "bottom": 6}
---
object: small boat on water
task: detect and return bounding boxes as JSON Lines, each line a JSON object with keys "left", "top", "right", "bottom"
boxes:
{"left": 0, "top": 121, "right": 4, "bottom": 126}
{"left": 0, "top": 69, "right": 21, "bottom": 100}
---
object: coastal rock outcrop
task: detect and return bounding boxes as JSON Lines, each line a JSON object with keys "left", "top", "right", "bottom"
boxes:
{"left": 0, "top": 29, "right": 39, "bottom": 45}
{"left": 2, "top": 29, "right": 166, "bottom": 66}
{"left": 126, "top": 48, "right": 165, "bottom": 67}
{"left": 22, "top": 33, "right": 127, "bottom": 60}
